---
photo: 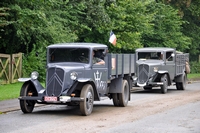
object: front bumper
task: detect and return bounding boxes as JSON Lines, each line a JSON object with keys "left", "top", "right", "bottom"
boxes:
{"left": 18, "top": 96, "right": 84, "bottom": 103}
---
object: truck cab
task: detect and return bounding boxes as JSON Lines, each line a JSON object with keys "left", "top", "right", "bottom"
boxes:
{"left": 46, "top": 43, "right": 108, "bottom": 97}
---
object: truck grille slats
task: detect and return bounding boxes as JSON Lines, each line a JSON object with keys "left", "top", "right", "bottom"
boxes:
{"left": 138, "top": 64, "right": 149, "bottom": 84}
{"left": 46, "top": 68, "right": 64, "bottom": 96}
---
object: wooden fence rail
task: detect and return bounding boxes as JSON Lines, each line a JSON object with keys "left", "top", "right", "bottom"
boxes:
{"left": 0, "top": 53, "right": 22, "bottom": 84}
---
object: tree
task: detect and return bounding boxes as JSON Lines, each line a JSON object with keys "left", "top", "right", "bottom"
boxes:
{"left": 157, "top": 0, "right": 200, "bottom": 61}
{"left": 0, "top": 0, "right": 78, "bottom": 54}
{"left": 0, "top": 7, "right": 12, "bottom": 39}
{"left": 142, "top": 1, "right": 191, "bottom": 52}
{"left": 105, "top": 0, "right": 154, "bottom": 52}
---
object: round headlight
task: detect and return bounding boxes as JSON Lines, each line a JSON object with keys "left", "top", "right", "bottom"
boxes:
{"left": 31, "top": 71, "right": 39, "bottom": 80}
{"left": 153, "top": 67, "right": 158, "bottom": 72}
{"left": 70, "top": 72, "right": 78, "bottom": 80}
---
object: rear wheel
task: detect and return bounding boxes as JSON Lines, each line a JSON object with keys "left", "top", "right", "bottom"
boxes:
{"left": 119, "top": 80, "right": 129, "bottom": 107}
{"left": 112, "top": 93, "right": 119, "bottom": 106}
{"left": 161, "top": 74, "right": 168, "bottom": 94}
{"left": 176, "top": 73, "right": 187, "bottom": 90}
{"left": 80, "top": 84, "right": 94, "bottom": 116}
{"left": 112, "top": 80, "right": 129, "bottom": 107}
{"left": 19, "top": 83, "right": 36, "bottom": 113}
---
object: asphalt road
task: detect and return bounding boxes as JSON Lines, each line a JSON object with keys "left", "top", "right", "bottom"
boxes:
{"left": 0, "top": 82, "right": 200, "bottom": 133}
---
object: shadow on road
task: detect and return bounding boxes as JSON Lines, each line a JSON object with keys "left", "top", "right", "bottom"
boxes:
{"left": 131, "top": 87, "right": 181, "bottom": 94}
{"left": 26, "top": 102, "right": 115, "bottom": 116}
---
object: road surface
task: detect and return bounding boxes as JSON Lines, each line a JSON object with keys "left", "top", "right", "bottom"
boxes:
{"left": 0, "top": 82, "right": 200, "bottom": 133}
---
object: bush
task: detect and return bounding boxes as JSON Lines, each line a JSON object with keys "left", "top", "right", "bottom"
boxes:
{"left": 22, "top": 45, "right": 46, "bottom": 82}
{"left": 189, "top": 61, "right": 200, "bottom": 73}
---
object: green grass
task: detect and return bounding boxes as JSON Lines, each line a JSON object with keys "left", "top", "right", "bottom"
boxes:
{"left": 0, "top": 82, "right": 23, "bottom": 101}
{"left": 0, "top": 82, "right": 45, "bottom": 101}
{"left": 187, "top": 73, "right": 200, "bottom": 80}
{"left": 0, "top": 74, "right": 200, "bottom": 101}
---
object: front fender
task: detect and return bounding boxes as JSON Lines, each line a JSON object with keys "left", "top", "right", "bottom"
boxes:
{"left": 77, "top": 78, "right": 91, "bottom": 82}
{"left": 158, "top": 70, "right": 168, "bottom": 74}
{"left": 21, "top": 79, "right": 44, "bottom": 94}
{"left": 156, "top": 71, "right": 171, "bottom": 85}
{"left": 67, "top": 79, "right": 100, "bottom": 101}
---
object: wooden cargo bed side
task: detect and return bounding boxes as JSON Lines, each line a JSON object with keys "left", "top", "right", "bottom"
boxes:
{"left": 175, "top": 53, "right": 189, "bottom": 76}
{"left": 107, "top": 53, "right": 135, "bottom": 79}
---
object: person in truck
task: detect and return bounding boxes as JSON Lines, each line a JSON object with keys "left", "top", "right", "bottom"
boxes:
{"left": 92, "top": 50, "right": 105, "bottom": 65}
{"left": 157, "top": 52, "right": 163, "bottom": 60}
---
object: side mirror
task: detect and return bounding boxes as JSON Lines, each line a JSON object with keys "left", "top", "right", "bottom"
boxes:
{"left": 166, "top": 53, "right": 175, "bottom": 61}
{"left": 102, "top": 49, "right": 108, "bottom": 56}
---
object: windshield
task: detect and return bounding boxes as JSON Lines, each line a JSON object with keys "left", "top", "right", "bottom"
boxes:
{"left": 49, "top": 48, "right": 89, "bottom": 63}
{"left": 138, "top": 52, "right": 163, "bottom": 60}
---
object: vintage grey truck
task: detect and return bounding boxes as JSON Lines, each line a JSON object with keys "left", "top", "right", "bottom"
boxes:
{"left": 133, "top": 47, "right": 190, "bottom": 94}
{"left": 18, "top": 43, "right": 135, "bottom": 116}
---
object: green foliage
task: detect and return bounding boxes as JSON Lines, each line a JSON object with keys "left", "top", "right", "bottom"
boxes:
{"left": 22, "top": 45, "right": 46, "bottom": 81}
{"left": 0, "top": 0, "right": 199, "bottom": 80}
{"left": 142, "top": 1, "right": 191, "bottom": 52}
{"left": 0, "top": 0, "right": 78, "bottom": 54}
{"left": 106, "top": 0, "right": 154, "bottom": 52}
{"left": 73, "top": 0, "right": 111, "bottom": 44}
{"left": 181, "top": 0, "right": 200, "bottom": 61}
{"left": 190, "top": 61, "right": 200, "bottom": 73}
{"left": 0, "top": 82, "right": 22, "bottom": 101}
{"left": 0, "top": 7, "right": 12, "bottom": 39}
{"left": 159, "top": 0, "right": 200, "bottom": 61}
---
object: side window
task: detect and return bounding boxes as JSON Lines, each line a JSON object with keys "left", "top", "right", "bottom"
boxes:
{"left": 93, "top": 49, "right": 105, "bottom": 65}
{"left": 166, "top": 51, "right": 174, "bottom": 61}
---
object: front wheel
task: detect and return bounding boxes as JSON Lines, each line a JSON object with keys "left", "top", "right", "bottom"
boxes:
{"left": 80, "top": 84, "right": 94, "bottom": 116}
{"left": 160, "top": 74, "right": 168, "bottom": 94}
{"left": 19, "top": 83, "right": 36, "bottom": 113}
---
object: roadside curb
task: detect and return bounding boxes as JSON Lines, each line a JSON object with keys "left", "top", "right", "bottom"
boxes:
{"left": 0, "top": 99, "right": 45, "bottom": 114}
{"left": 0, "top": 99, "right": 19, "bottom": 113}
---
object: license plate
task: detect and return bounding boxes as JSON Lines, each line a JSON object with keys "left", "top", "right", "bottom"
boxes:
{"left": 44, "top": 96, "right": 57, "bottom": 101}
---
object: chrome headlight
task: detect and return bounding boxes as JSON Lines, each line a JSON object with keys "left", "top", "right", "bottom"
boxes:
{"left": 153, "top": 67, "right": 158, "bottom": 72}
{"left": 70, "top": 72, "right": 78, "bottom": 80}
{"left": 31, "top": 71, "right": 39, "bottom": 80}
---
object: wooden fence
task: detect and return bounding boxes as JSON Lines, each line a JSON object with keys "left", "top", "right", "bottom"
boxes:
{"left": 0, "top": 53, "right": 22, "bottom": 84}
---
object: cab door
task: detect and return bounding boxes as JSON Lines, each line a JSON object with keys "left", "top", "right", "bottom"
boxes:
{"left": 165, "top": 51, "right": 175, "bottom": 80}
{"left": 91, "top": 50, "right": 108, "bottom": 95}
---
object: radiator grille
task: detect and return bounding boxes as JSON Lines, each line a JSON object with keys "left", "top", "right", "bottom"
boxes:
{"left": 46, "top": 68, "right": 64, "bottom": 96}
{"left": 138, "top": 64, "right": 149, "bottom": 84}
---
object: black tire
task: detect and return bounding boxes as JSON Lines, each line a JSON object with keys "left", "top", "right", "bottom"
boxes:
{"left": 118, "top": 80, "right": 129, "bottom": 107}
{"left": 176, "top": 83, "right": 181, "bottom": 90}
{"left": 80, "top": 84, "right": 94, "bottom": 116}
{"left": 112, "top": 93, "right": 120, "bottom": 106}
{"left": 143, "top": 86, "right": 152, "bottom": 90}
{"left": 176, "top": 73, "right": 187, "bottom": 90}
{"left": 19, "top": 83, "right": 36, "bottom": 113}
{"left": 160, "top": 74, "right": 168, "bottom": 94}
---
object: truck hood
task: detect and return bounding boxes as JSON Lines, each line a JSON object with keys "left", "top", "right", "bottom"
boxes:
{"left": 136, "top": 60, "right": 164, "bottom": 66}
{"left": 47, "top": 63, "right": 86, "bottom": 71}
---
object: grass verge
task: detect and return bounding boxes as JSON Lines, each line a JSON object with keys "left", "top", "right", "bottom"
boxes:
{"left": 187, "top": 73, "right": 200, "bottom": 81}
{"left": 0, "top": 82, "right": 23, "bottom": 101}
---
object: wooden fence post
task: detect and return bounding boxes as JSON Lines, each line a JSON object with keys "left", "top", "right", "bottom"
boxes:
{"left": 11, "top": 53, "right": 22, "bottom": 83}
{"left": 0, "top": 54, "right": 11, "bottom": 84}
{"left": 0, "top": 53, "right": 22, "bottom": 84}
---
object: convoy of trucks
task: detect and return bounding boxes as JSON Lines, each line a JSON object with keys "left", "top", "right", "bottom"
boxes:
{"left": 18, "top": 43, "right": 189, "bottom": 116}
